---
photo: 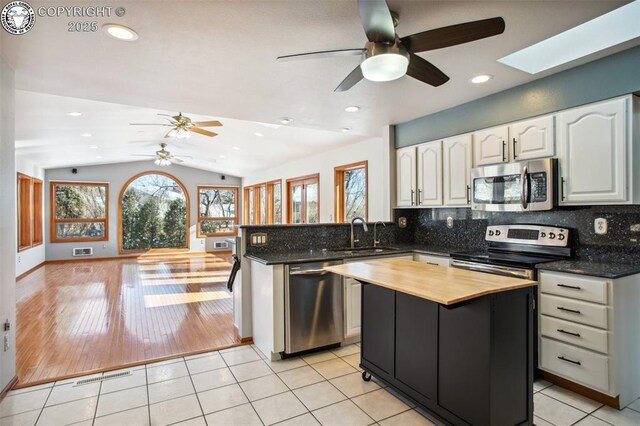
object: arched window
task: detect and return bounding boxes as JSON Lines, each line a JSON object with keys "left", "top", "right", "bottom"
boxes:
{"left": 119, "top": 171, "right": 189, "bottom": 253}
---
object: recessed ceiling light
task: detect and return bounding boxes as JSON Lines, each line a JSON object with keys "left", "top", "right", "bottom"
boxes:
{"left": 344, "top": 106, "right": 360, "bottom": 112}
{"left": 96, "top": 155, "right": 102, "bottom": 159}
{"left": 254, "top": 132, "right": 264, "bottom": 137}
{"left": 341, "top": 127, "right": 352, "bottom": 133}
{"left": 233, "top": 146, "right": 240, "bottom": 150}
{"left": 102, "top": 24, "right": 139, "bottom": 41}
{"left": 279, "top": 117, "right": 293, "bottom": 124}
{"left": 470, "top": 74, "right": 492, "bottom": 84}
{"left": 89, "top": 145, "right": 99, "bottom": 149}
{"left": 67, "top": 112, "right": 82, "bottom": 117}
{"left": 219, "top": 155, "right": 226, "bottom": 159}
{"left": 81, "top": 133, "right": 92, "bottom": 137}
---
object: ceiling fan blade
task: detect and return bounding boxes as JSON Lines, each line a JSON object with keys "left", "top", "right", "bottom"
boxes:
{"left": 277, "top": 49, "right": 365, "bottom": 62}
{"left": 164, "top": 130, "right": 173, "bottom": 138}
{"left": 192, "top": 120, "right": 222, "bottom": 127}
{"left": 131, "top": 154, "right": 157, "bottom": 157}
{"left": 190, "top": 127, "right": 217, "bottom": 137}
{"left": 334, "top": 65, "right": 364, "bottom": 92}
{"left": 171, "top": 157, "right": 185, "bottom": 163}
{"left": 401, "top": 17, "right": 506, "bottom": 53}
{"left": 358, "top": 0, "right": 396, "bottom": 43}
{"left": 130, "top": 123, "right": 174, "bottom": 126}
{"left": 406, "top": 54, "right": 449, "bottom": 87}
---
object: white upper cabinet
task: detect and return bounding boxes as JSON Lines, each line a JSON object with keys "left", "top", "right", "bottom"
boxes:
{"left": 473, "top": 126, "right": 509, "bottom": 166}
{"left": 510, "top": 115, "right": 555, "bottom": 161}
{"left": 557, "top": 96, "right": 630, "bottom": 205}
{"left": 396, "top": 146, "right": 417, "bottom": 207}
{"left": 417, "top": 141, "right": 443, "bottom": 206}
{"left": 443, "top": 134, "right": 472, "bottom": 206}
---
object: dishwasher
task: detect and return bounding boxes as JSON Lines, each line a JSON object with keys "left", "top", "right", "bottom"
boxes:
{"left": 285, "top": 260, "right": 344, "bottom": 355}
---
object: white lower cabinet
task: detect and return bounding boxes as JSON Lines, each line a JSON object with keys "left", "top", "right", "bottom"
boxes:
{"left": 539, "top": 270, "right": 640, "bottom": 407}
{"left": 344, "top": 277, "right": 361, "bottom": 339}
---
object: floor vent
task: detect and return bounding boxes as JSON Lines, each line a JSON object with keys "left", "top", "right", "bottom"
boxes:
{"left": 74, "top": 370, "right": 131, "bottom": 386}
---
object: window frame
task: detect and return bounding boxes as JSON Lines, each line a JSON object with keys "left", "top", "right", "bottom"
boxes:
{"left": 17, "top": 173, "right": 43, "bottom": 252}
{"left": 243, "top": 179, "right": 283, "bottom": 225}
{"left": 118, "top": 171, "right": 190, "bottom": 255}
{"left": 50, "top": 181, "right": 109, "bottom": 244}
{"left": 197, "top": 185, "right": 239, "bottom": 237}
{"left": 334, "top": 161, "right": 368, "bottom": 223}
{"left": 286, "top": 173, "right": 320, "bottom": 224}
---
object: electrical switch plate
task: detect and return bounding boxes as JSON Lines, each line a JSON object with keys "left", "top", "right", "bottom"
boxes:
{"left": 398, "top": 217, "right": 407, "bottom": 228}
{"left": 594, "top": 218, "right": 608, "bottom": 235}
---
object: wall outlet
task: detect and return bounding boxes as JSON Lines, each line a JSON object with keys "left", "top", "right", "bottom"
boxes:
{"left": 446, "top": 217, "right": 454, "bottom": 229}
{"left": 398, "top": 217, "right": 407, "bottom": 228}
{"left": 251, "top": 233, "right": 267, "bottom": 246}
{"left": 3, "top": 336, "right": 8, "bottom": 352}
{"left": 594, "top": 218, "right": 608, "bottom": 235}
{"left": 631, "top": 224, "right": 640, "bottom": 233}
{"left": 17, "top": 256, "right": 20, "bottom": 263}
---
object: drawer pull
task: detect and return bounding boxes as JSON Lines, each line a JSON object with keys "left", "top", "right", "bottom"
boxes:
{"left": 557, "top": 283, "right": 582, "bottom": 290}
{"left": 557, "top": 356, "right": 581, "bottom": 366}
{"left": 557, "top": 306, "right": 581, "bottom": 314}
{"left": 557, "top": 328, "right": 581, "bottom": 337}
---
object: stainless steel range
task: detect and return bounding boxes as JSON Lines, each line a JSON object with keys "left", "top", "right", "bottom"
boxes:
{"left": 451, "top": 224, "right": 572, "bottom": 280}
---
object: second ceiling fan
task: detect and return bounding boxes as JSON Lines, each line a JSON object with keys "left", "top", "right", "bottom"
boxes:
{"left": 277, "top": 0, "right": 505, "bottom": 91}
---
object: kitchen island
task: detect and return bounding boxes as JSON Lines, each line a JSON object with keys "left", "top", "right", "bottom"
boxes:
{"left": 326, "top": 258, "right": 537, "bottom": 426}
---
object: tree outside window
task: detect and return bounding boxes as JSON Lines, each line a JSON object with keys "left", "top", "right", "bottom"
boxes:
{"left": 198, "top": 186, "right": 238, "bottom": 236}
{"left": 51, "top": 182, "right": 108, "bottom": 242}
{"left": 120, "top": 172, "right": 188, "bottom": 252}
{"left": 335, "top": 161, "right": 367, "bottom": 223}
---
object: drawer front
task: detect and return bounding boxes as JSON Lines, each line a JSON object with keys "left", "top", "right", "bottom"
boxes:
{"left": 415, "top": 254, "right": 451, "bottom": 267}
{"left": 540, "top": 337, "right": 610, "bottom": 393}
{"left": 540, "top": 271, "right": 608, "bottom": 304}
{"left": 540, "top": 294, "right": 608, "bottom": 329}
{"left": 540, "top": 315, "right": 609, "bottom": 354}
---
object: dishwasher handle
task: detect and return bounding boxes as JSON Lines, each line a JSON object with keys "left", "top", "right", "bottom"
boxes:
{"left": 289, "top": 269, "right": 331, "bottom": 276}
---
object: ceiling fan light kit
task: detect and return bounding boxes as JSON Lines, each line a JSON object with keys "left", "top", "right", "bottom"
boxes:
{"left": 361, "top": 43, "right": 410, "bottom": 82}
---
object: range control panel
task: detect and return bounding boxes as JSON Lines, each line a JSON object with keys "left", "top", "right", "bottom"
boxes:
{"left": 485, "top": 225, "right": 569, "bottom": 247}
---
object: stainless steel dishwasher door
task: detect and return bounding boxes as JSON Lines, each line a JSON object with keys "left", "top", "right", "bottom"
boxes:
{"left": 285, "top": 261, "right": 344, "bottom": 354}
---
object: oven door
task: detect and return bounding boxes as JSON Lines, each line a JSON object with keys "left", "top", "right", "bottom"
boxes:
{"left": 471, "top": 159, "right": 555, "bottom": 212}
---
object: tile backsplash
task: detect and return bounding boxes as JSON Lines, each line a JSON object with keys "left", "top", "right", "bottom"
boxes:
{"left": 395, "top": 205, "right": 640, "bottom": 263}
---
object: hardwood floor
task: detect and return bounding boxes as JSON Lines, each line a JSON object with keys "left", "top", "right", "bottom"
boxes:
{"left": 15, "top": 253, "right": 241, "bottom": 387}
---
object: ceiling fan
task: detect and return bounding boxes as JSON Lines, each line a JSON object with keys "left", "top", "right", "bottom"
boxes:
{"left": 132, "top": 143, "right": 191, "bottom": 166}
{"left": 130, "top": 112, "right": 222, "bottom": 139}
{"left": 277, "top": 0, "right": 505, "bottom": 91}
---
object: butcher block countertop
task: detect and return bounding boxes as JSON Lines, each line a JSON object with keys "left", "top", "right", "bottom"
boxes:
{"left": 325, "top": 258, "right": 537, "bottom": 305}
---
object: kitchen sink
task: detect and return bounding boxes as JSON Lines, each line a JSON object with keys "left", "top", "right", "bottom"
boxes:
{"left": 328, "top": 246, "right": 399, "bottom": 256}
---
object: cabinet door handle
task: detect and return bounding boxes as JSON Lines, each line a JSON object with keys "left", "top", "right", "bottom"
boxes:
{"left": 557, "top": 328, "right": 581, "bottom": 337}
{"left": 410, "top": 189, "right": 415, "bottom": 206}
{"left": 560, "top": 177, "right": 566, "bottom": 201}
{"left": 557, "top": 356, "right": 581, "bottom": 366}
{"left": 557, "top": 283, "right": 581, "bottom": 290}
{"left": 557, "top": 306, "right": 581, "bottom": 314}
{"left": 513, "top": 138, "right": 518, "bottom": 159}
{"left": 417, "top": 188, "right": 421, "bottom": 205}
{"left": 502, "top": 140, "right": 507, "bottom": 162}
{"left": 466, "top": 185, "right": 471, "bottom": 204}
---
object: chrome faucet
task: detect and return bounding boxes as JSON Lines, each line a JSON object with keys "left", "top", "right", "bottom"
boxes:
{"left": 373, "top": 221, "right": 386, "bottom": 247}
{"left": 350, "top": 217, "right": 368, "bottom": 248}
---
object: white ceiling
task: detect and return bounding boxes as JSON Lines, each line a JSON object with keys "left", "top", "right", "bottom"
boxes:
{"left": 15, "top": 91, "right": 369, "bottom": 176}
{"left": 4, "top": 0, "right": 637, "bottom": 175}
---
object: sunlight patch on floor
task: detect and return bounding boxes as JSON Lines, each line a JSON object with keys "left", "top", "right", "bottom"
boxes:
{"left": 144, "top": 290, "right": 231, "bottom": 308}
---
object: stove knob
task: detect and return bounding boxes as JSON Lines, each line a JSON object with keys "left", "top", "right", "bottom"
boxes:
{"left": 540, "top": 232, "right": 546, "bottom": 238}
{"left": 549, "top": 232, "right": 556, "bottom": 239}
{"left": 488, "top": 230, "right": 495, "bottom": 236}
{"left": 558, "top": 234, "right": 565, "bottom": 241}
{"left": 495, "top": 230, "right": 501, "bottom": 236}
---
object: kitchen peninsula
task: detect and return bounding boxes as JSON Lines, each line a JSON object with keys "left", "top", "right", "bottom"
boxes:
{"left": 326, "top": 258, "right": 537, "bottom": 426}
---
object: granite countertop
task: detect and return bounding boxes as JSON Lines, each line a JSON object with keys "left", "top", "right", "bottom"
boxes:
{"left": 326, "top": 258, "right": 536, "bottom": 305}
{"left": 537, "top": 260, "right": 640, "bottom": 279}
{"left": 244, "top": 244, "right": 452, "bottom": 265}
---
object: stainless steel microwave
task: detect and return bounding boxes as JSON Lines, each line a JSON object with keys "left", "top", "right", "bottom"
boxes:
{"left": 471, "top": 158, "right": 557, "bottom": 212}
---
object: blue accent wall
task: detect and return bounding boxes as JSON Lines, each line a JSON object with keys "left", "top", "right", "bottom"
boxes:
{"left": 395, "top": 45, "right": 640, "bottom": 148}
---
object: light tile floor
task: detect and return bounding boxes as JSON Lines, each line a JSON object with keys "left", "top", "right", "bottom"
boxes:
{"left": 2, "top": 343, "right": 640, "bottom": 426}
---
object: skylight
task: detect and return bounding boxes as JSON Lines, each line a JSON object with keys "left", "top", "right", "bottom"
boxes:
{"left": 498, "top": 0, "right": 640, "bottom": 74}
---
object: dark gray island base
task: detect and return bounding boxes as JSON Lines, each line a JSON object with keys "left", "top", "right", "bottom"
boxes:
{"left": 359, "top": 282, "right": 534, "bottom": 426}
